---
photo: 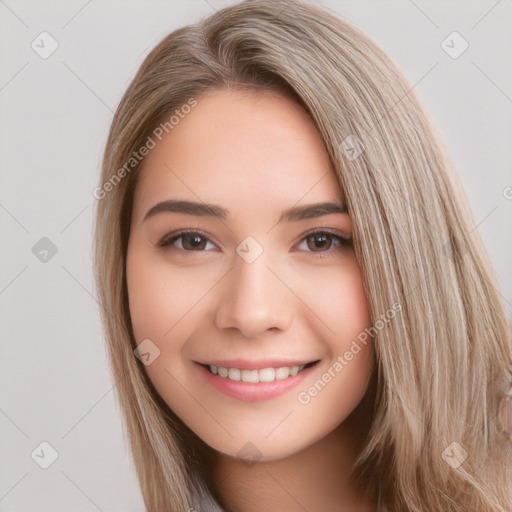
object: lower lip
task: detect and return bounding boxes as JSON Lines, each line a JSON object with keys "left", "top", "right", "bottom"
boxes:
{"left": 195, "top": 362, "right": 318, "bottom": 402}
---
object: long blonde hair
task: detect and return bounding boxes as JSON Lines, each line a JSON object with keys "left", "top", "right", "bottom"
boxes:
{"left": 92, "top": 1, "right": 512, "bottom": 510}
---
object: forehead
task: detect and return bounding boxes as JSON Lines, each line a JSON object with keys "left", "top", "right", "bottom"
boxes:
{"left": 133, "top": 88, "right": 343, "bottom": 218}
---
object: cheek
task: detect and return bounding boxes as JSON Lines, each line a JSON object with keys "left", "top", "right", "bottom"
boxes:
{"left": 333, "top": 264, "right": 370, "bottom": 336}
{"left": 126, "top": 255, "right": 167, "bottom": 342}
{"left": 294, "top": 256, "right": 370, "bottom": 343}
{"left": 126, "top": 249, "right": 205, "bottom": 343}
{"left": 126, "top": 251, "right": 196, "bottom": 395}
{"left": 292, "top": 262, "right": 373, "bottom": 433}
{"left": 294, "top": 342, "right": 373, "bottom": 451}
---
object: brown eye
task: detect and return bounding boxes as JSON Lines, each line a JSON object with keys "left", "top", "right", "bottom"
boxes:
{"left": 296, "top": 229, "right": 352, "bottom": 256}
{"left": 159, "top": 231, "right": 216, "bottom": 251}
{"left": 306, "top": 233, "right": 333, "bottom": 252}
{"left": 181, "top": 234, "right": 208, "bottom": 250}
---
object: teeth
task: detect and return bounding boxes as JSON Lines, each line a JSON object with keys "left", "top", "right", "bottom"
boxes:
{"left": 241, "top": 369, "right": 259, "bottom": 383}
{"left": 228, "top": 368, "right": 240, "bottom": 381}
{"left": 258, "top": 368, "right": 274, "bottom": 382}
{"left": 275, "top": 367, "right": 290, "bottom": 380}
{"left": 209, "top": 364, "right": 306, "bottom": 382}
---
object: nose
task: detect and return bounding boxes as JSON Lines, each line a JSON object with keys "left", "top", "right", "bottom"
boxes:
{"left": 214, "top": 250, "right": 294, "bottom": 339}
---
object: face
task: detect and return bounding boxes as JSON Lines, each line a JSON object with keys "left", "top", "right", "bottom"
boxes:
{"left": 126, "top": 88, "right": 373, "bottom": 461}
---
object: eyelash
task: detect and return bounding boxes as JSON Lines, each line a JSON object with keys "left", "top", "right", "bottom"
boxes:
{"left": 157, "top": 228, "right": 352, "bottom": 259}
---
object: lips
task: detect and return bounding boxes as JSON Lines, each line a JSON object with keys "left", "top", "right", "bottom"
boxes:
{"left": 195, "top": 359, "right": 321, "bottom": 402}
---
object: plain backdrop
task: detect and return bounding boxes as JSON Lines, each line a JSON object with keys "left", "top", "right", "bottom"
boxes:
{"left": 1, "top": 1, "right": 511, "bottom": 510}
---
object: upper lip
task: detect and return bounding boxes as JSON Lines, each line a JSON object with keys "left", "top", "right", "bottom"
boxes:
{"left": 195, "top": 359, "right": 319, "bottom": 370}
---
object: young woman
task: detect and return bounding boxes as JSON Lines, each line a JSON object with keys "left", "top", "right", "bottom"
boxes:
{"left": 92, "top": 1, "right": 512, "bottom": 510}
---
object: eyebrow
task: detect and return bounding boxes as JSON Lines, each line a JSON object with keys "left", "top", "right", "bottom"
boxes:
{"left": 143, "top": 199, "right": 347, "bottom": 223}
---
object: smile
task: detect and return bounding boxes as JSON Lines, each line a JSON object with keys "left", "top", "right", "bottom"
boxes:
{"left": 206, "top": 362, "right": 317, "bottom": 383}
{"left": 196, "top": 360, "right": 320, "bottom": 402}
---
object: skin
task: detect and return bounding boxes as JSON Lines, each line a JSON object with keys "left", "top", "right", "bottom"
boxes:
{"left": 126, "top": 88, "right": 375, "bottom": 511}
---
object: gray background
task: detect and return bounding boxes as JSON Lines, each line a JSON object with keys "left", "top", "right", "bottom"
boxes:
{"left": 1, "top": 1, "right": 511, "bottom": 510}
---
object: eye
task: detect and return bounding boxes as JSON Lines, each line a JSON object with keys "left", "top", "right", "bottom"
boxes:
{"left": 296, "top": 229, "right": 352, "bottom": 258}
{"left": 158, "top": 230, "right": 217, "bottom": 251}
{"left": 157, "top": 228, "right": 353, "bottom": 257}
